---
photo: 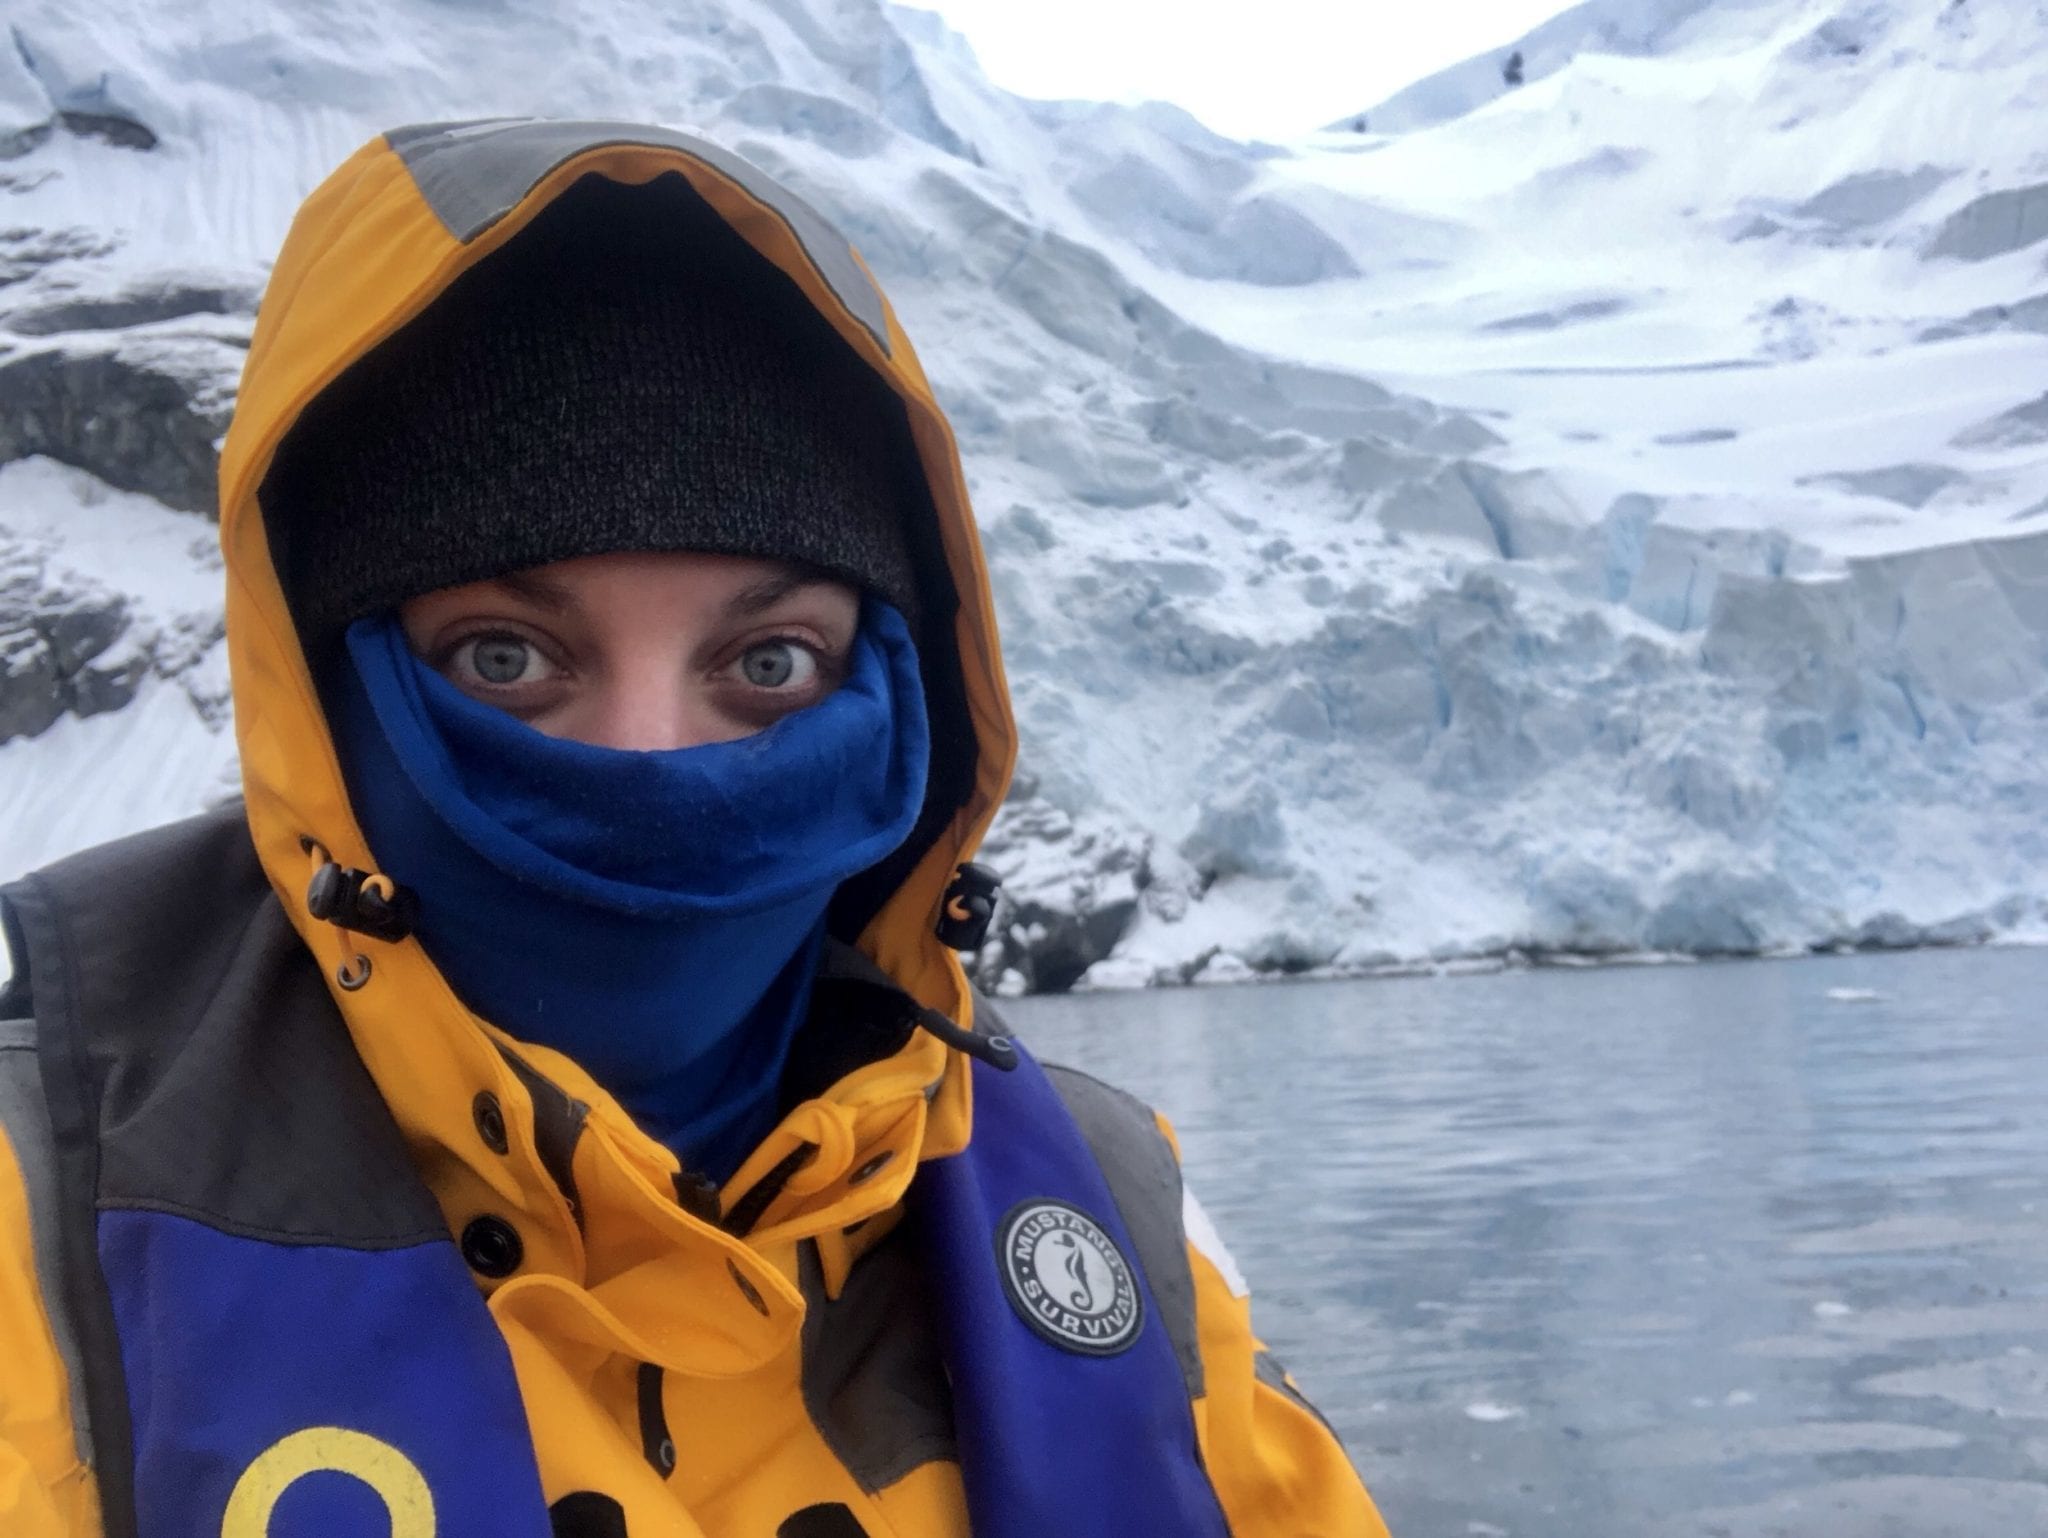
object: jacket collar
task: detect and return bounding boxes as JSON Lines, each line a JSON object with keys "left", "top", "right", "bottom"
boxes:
{"left": 363, "top": 932, "right": 983, "bottom": 1380}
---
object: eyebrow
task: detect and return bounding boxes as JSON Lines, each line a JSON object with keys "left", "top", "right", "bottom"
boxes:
{"left": 486, "top": 563, "right": 834, "bottom": 617}
{"left": 725, "top": 568, "right": 832, "bottom": 617}
{"left": 495, "top": 569, "right": 577, "bottom": 612}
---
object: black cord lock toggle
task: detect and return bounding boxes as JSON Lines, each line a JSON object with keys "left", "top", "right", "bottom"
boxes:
{"left": 305, "top": 859, "right": 417, "bottom": 943}
{"left": 935, "top": 862, "right": 1000, "bottom": 951}
{"left": 916, "top": 1006, "right": 1019, "bottom": 1072}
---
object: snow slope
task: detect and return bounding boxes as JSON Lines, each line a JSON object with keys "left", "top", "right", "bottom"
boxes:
{"left": 2, "top": 0, "right": 2044, "bottom": 990}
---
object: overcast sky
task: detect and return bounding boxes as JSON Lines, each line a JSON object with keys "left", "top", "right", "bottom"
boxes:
{"left": 920, "top": 0, "right": 1578, "bottom": 140}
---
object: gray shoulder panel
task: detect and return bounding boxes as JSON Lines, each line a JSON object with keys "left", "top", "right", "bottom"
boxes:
{"left": 1041, "top": 1061, "right": 1205, "bottom": 1401}
{"left": 1255, "top": 1347, "right": 1341, "bottom": 1438}
{"left": 0, "top": 1016, "right": 93, "bottom": 1471}
{"left": 383, "top": 118, "right": 891, "bottom": 354}
{"left": 2, "top": 807, "right": 446, "bottom": 1248}
{"left": 798, "top": 1230, "right": 955, "bottom": 1494}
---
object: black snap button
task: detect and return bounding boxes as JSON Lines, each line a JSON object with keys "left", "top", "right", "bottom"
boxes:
{"left": 472, "top": 1091, "right": 509, "bottom": 1155}
{"left": 461, "top": 1215, "right": 523, "bottom": 1278}
{"left": 849, "top": 1152, "right": 894, "bottom": 1185}
{"left": 727, "top": 1258, "right": 770, "bottom": 1316}
{"left": 656, "top": 1436, "right": 677, "bottom": 1475}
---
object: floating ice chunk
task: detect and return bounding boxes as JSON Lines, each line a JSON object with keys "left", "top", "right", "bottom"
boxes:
{"left": 1825, "top": 987, "right": 1883, "bottom": 1003}
{"left": 1814, "top": 1300, "right": 1855, "bottom": 1318}
{"left": 1464, "top": 1402, "right": 1526, "bottom": 1423}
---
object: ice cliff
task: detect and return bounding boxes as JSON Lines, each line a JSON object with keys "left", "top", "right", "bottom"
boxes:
{"left": 2, "top": 0, "right": 2044, "bottom": 990}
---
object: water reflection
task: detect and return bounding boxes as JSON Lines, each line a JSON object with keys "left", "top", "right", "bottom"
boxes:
{"left": 1007, "top": 946, "right": 2048, "bottom": 1538}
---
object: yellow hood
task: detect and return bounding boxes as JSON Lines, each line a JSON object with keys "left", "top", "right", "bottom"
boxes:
{"left": 217, "top": 119, "right": 1014, "bottom": 1170}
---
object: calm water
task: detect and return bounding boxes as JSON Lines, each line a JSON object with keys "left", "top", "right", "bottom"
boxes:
{"left": 1007, "top": 947, "right": 2048, "bottom": 1538}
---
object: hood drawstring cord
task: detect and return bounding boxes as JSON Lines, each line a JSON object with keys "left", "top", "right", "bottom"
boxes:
{"left": 923, "top": 865, "right": 1018, "bottom": 1069}
{"left": 915, "top": 1005, "right": 1018, "bottom": 1072}
{"left": 300, "top": 838, "right": 417, "bottom": 991}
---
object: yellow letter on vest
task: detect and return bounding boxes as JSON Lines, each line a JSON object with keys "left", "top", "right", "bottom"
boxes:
{"left": 222, "top": 1427, "right": 435, "bottom": 1538}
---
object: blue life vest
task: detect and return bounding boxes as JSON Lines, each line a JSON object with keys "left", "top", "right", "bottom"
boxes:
{"left": 94, "top": 1045, "right": 1228, "bottom": 1538}
{"left": 916, "top": 1049, "right": 1232, "bottom": 1538}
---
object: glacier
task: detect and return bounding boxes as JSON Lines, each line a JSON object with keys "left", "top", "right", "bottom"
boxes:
{"left": 1, "top": 0, "right": 2044, "bottom": 991}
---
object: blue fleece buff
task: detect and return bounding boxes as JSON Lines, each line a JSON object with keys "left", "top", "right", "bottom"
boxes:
{"left": 326, "top": 600, "right": 930, "bottom": 1183}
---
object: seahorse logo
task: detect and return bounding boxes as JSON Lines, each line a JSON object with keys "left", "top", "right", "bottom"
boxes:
{"left": 1055, "top": 1231, "right": 1097, "bottom": 1311}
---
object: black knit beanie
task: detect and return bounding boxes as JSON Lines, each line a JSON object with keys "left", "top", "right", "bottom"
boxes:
{"left": 261, "top": 172, "right": 920, "bottom": 657}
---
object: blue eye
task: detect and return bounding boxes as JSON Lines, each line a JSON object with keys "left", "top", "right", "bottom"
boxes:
{"left": 740, "top": 641, "right": 818, "bottom": 690}
{"left": 459, "top": 635, "right": 546, "bottom": 686}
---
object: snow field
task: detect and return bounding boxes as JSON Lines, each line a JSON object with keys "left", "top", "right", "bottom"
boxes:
{"left": 1, "top": 0, "right": 2044, "bottom": 990}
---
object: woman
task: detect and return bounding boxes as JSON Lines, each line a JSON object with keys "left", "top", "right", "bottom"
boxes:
{"left": 0, "top": 119, "right": 1387, "bottom": 1537}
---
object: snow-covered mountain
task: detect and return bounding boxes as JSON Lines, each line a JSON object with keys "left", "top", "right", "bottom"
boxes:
{"left": 2, "top": 0, "right": 2044, "bottom": 991}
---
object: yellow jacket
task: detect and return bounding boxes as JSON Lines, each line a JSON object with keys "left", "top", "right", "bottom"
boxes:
{"left": 0, "top": 119, "right": 1388, "bottom": 1537}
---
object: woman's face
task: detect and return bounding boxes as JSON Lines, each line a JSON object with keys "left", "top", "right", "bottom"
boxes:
{"left": 398, "top": 551, "right": 862, "bottom": 751}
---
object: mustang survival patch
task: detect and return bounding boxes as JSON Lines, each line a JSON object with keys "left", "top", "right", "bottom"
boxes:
{"left": 996, "top": 1198, "right": 1144, "bottom": 1355}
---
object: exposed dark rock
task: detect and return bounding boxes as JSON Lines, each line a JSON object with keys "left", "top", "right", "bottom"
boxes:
{"left": 987, "top": 883, "right": 1141, "bottom": 995}
{"left": 0, "top": 545, "right": 141, "bottom": 743}
{"left": 64, "top": 651, "right": 144, "bottom": 716}
{"left": 38, "top": 584, "right": 124, "bottom": 676}
{"left": 970, "top": 797, "right": 1148, "bottom": 994}
{"left": 0, "top": 226, "right": 117, "bottom": 288}
{"left": 5, "top": 276, "right": 258, "bottom": 335}
{"left": 58, "top": 111, "right": 156, "bottom": 151}
{"left": 0, "top": 624, "right": 59, "bottom": 740}
{"left": 1848, "top": 911, "right": 1925, "bottom": 949}
{"left": 0, "top": 328, "right": 241, "bottom": 513}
